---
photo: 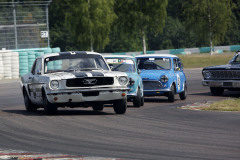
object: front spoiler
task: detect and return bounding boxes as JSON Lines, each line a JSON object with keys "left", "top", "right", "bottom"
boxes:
{"left": 202, "top": 80, "right": 240, "bottom": 88}
{"left": 47, "top": 87, "right": 130, "bottom": 95}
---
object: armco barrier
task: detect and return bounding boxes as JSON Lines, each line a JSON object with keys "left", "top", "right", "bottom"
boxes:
{"left": 230, "top": 45, "right": 240, "bottom": 52}
{"left": 200, "top": 47, "right": 211, "bottom": 53}
{"left": 170, "top": 49, "right": 184, "bottom": 55}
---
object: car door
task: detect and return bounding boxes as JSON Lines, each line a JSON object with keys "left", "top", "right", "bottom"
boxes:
{"left": 27, "top": 60, "right": 37, "bottom": 101}
{"left": 173, "top": 58, "right": 185, "bottom": 93}
{"left": 32, "top": 58, "right": 43, "bottom": 104}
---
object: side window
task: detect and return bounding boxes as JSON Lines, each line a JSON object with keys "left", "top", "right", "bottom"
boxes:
{"left": 177, "top": 58, "right": 183, "bottom": 70}
{"left": 34, "top": 59, "right": 42, "bottom": 75}
{"left": 173, "top": 59, "right": 178, "bottom": 70}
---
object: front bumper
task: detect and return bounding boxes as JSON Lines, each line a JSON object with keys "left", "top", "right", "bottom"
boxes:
{"left": 46, "top": 87, "right": 130, "bottom": 103}
{"left": 202, "top": 80, "right": 240, "bottom": 88}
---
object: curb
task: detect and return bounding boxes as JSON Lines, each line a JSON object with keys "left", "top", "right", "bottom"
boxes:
{"left": 0, "top": 149, "right": 124, "bottom": 160}
{"left": 178, "top": 101, "right": 215, "bottom": 110}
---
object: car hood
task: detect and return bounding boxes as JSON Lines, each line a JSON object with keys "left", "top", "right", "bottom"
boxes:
{"left": 203, "top": 64, "right": 240, "bottom": 70}
{"left": 46, "top": 70, "right": 127, "bottom": 80}
{"left": 139, "top": 70, "right": 172, "bottom": 80}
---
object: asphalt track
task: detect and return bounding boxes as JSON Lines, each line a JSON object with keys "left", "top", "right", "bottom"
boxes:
{"left": 0, "top": 69, "right": 239, "bottom": 160}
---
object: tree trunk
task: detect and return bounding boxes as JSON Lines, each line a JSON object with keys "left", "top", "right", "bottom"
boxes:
{"left": 208, "top": 1, "right": 213, "bottom": 55}
{"left": 88, "top": 0, "right": 94, "bottom": 52}
{"left": 142, "top": 32, "right": 146, "bottom": 54}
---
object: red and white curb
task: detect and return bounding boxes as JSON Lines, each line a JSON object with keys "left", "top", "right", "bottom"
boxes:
{"left": 179, "top": 101, "right": 215, "bottom": 110}
{"left": 0, "top": 149, "right": 123, "bottom": 160}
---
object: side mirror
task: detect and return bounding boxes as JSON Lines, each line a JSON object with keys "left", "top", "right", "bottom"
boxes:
{"left": 229, "top": 60, "right": 233, "bottom": 64}
{"left": 175, "top": 67, "right": 180, "bottom": 71}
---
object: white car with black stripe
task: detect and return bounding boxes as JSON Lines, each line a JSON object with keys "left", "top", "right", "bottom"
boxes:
{"left": 20, "top": 51, "right": 130, "bottom": 115}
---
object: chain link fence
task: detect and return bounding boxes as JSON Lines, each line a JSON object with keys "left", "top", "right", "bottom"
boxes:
{"left": 0, "top": 0, "right": 52, "bottom": 50}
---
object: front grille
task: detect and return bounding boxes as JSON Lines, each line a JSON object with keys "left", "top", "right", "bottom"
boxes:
{"left": 209, "top": 70, "right": 240, "bottom": 80}
{"left": 66, "top": 77, "right": 114, "bottom": 87}
{"left": 143, "top": 81, "right": 162, "bottom": 90}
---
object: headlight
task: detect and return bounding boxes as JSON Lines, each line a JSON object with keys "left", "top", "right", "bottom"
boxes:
{"left": 118, "top": 76, "right": 128, "bottom": 86}
{"left": 50, "top": 80, "right": 59, "bottom": 90}
{"left": 203, "top": 71, "right": 211, "bottom": 79}
{"left": 160, "top": 75, "right": 168, "bottom": 83}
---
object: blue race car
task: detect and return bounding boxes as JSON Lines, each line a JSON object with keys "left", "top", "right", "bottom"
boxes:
{"left": 135, "top": 54, "right": 187, "bottom": 102}
{"left": 104, "top": 55, "right": 144, "bottom": 107}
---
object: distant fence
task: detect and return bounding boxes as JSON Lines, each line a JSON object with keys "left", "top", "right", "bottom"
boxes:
{"left": 0, "top": 1, "right": 52, "bottom": 50}
{"left": 107, "top": 45, "right": 238, "bottom": 56}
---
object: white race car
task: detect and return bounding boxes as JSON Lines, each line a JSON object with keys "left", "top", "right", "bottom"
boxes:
{"left": 20, "top": 51, "right": 129, "bottom": 115}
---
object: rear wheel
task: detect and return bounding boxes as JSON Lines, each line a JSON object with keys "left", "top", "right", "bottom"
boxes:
{"left": 168, "top": 85, "right": 175, "bottom": 103}
{"left": 92, "top": 104, "right": 104, "bottom": 111}
{"left": 43, "top": 92, "right": 57, "bottom": 115}
{"left": 133, "top": 89, "right": 141, "bottom": 108}
{"left": 23, "top": 89, "right": 37, "bottom": 112}
{"left": 113, "top": 99, "right": 127, "bottom": 114}
{"left": 210, "top": 87, "right": 224, "bottom": 96}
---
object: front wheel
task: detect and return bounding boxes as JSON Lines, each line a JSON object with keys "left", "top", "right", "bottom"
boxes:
{"left": 113, "top": 99, "right": 127, "bottom": 114}
{"left": 43, "top": 92, "right": 57, "bottom": 115}
{"left": 168, "top": 85, "right": 175, "bottom": 103}
{"left": 133, "top": 89, "right": 141, "bottom": 108}
{"left": 210, "top": 87, "right": 224, "bottom": 96}
{"left": 141, "top": 96, "right": 144, "bottom": 106}
{"left": 23, "top": 89, "right": 37, "bottom": 112}
{"left": 179, "top": 83, "right": 187, "bottom": 100}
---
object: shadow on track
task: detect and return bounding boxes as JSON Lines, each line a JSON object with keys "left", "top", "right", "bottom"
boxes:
{"left": 1, "top": 109, "right": 115, "bottom": 116}
{"left": 190, "top": 91, "right": 240, "bottom": 98}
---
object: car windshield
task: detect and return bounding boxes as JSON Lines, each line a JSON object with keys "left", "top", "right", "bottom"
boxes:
{"left": 137, "top": 57, "right": 171, "bottom": 70}
{"left": 105, "top": 58, "right": 135, "bottom": 73}
{"left": 44, "top": 54, "right": 109, "bottom": 73}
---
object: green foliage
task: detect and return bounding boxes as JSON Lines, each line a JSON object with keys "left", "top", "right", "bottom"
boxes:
{"left": 183, "top": 0, "right": 232, "bottom": 47}
{"left": 46, "top": 0, "right": 240, "bottom": 52}
{"left": 65, "top": 0, "right": 116, "bottom": 51}
{"left": 115, "top": 0, "right": 168, "bottom": 53}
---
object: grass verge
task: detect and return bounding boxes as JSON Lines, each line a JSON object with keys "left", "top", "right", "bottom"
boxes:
{"left": 202, "top": 99, "right": 240, "bottom": 112}
{"left": 178, "top": 52, "right": 234, "bottom": 68}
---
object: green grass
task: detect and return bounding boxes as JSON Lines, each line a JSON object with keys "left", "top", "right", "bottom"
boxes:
{"left": 202, "top": 99, "right": 240, "bottom": 111}
{"left": 178, "top": 52, "right": 234, "bottom": 68}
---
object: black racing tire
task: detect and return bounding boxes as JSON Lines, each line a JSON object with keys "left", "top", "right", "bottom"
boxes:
{"left": 23, "top": 89, "right": 37, "bottom": 112}
{"left": 92, "top": 104, "right": 104, "bottom": 111}
{"left": 43, "top": 92, "right": 57, "bottom": 115}
{"left": 113, "top": 99, "right": 127, "bottom": 114}
{"left": 141, "top": 96, "right": 144, "bottom": 106}
{"left": 179, "top": 83, "right": 187, "bottom": 100}
{"left": 168, "top": 85, "right": 175, "bottom": 103}
{"left": 133, "top": 89, "right": 141, "bottom": 108}
{"left": 210, "top": 87, "right": 224, "bottom": 96}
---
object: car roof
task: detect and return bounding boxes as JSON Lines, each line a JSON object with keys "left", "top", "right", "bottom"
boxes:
{"left": 135, "top": 54, "right": 178, "bottom": 58}
{"left": 38, "top": 51, "right": 102, "bottom": 59}
{"left": 104, "top": 55, "right": 134, "bottom": 58}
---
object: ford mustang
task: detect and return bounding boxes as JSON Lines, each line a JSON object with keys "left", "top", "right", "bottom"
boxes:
{"left": 20, "top": 51, "right": 129, "bottom": 115}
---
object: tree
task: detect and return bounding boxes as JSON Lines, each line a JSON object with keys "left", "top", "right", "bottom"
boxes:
{"left": 65, "top": 0, "right": 116, "bottom": 52}
{"left": 115, "top": 0, "right": 168, "bottom": 54}
{"left": 183, "top": 0, "right": 232, "bottom": 55}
